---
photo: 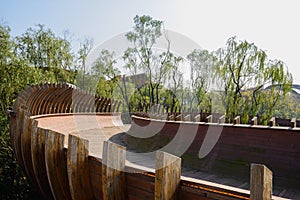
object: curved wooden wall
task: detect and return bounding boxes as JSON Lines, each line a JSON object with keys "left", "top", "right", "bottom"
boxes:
{"left": 10, "top": 83, "right": 284, "bottom": 199}
{"left": 127, "top": 115, "right": 300, "bottom": 188}
{"left": 9, "top": 83, "right": 123, "bottom": 199}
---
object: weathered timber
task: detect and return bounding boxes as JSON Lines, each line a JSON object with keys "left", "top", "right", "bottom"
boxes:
{"left": 45, "top": 130, "right": 72, "bottom": 200}
{"left": 67, "top": 134, "right": 94, "bottom": 200}
{"left": 184, "top": 114, "right": 191, "bottom": 122}
{"left": 155, "top": 151, "right": 181, "bottom": 200}
{"left": 206, "top": 115, "right": 212, "bottom": 123}
{"left": 234, "top": 116, "right": 240, "bottom": 125}
{"left": 269, "top": 117, "right": 276, "bottom": 127}
{"left": 194, "top": 114, "right": 201, "bottom": 122}
{"left": 102, "top": 141, "right": 127, "bottom": 200}
{"left": 291, "top": 118, "right": 297, "bottom": 128}
{"left": 250, "top": 164, "right": 272, "bottom": 200}
{"left": 251, "top": 117, "right": 258, "bottom": 125}
{"left": 31, "top": 126, "right": 54, "bottom": 199}
{"left": 218, "top": 115, "right": 225, "bottom": 124}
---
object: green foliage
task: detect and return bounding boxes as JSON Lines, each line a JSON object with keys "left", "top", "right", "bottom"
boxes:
{"left": 15, "top": 24, "right": 76, "bottom": 83}
{"left": 124, "top": 15, "right": 182, "bottom": 106}
{"left": 0, "top": 23, "right": 76, "bottom": 199}
{"left": 214, "top": 37, "right": 293, "bottom": 124}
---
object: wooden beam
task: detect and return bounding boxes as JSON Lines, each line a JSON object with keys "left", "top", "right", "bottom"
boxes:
{"left": 155, "top": 151, "right": 181, "bottom": 200}
{"left": 234, "top": 116, "right": 240, "bottom": 125}
{"left": 206, "top": 115, "right": 212, "bottom": 123}
{"left": 194, "top": 114, "right": 201, "bottom": 122}
{"left": 291, "top": 118, "right": 297, "bottom": 128}
{"left": 102, "top": 141, "right": 127, "bottom": 200}
{"left": 250, "top": 164, "right": 272, "bottom": 200}
{"left": 45, "top": 130, "right": 72, "bottom": 200}
{"left": 184, "top": 114, "right": 191, "bottom": 122}
{"left": 218, "top": 115, "right": 225, "bottom": 124}
{"left": 251, "top": 117, "right": 258, "bottom": 125}
{"left": 269, "top": 117, "right": 276, "bottom": 127}
{"left": 67, "top": 134, "right": 94, "bottom": 200}
{"left": 31, "top": 126, "right": 53, "bottom": 199}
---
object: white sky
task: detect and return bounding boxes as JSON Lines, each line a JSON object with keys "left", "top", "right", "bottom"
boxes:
{"left": 1, "top": 0, "right": 300, "bottom": 83}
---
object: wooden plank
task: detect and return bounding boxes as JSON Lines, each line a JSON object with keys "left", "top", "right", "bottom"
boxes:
{"left": 67, "top": 134, "right": 94, "bottom": 200}
{"left": 184, "top": 114, "right": 191, "bottom": 122}
{"left": 269, "top": 117, "right": 276, "bottom": 127}
{"left": 291, "top": 118, "right": 297, "bottom": 128}
{"left": 251, "top": 117, "right": 258, "bottom": 125}
{"left": 218, "top": 115, "right": 225, "bottom": 124}
{"left": 250, "top": 164, "right": 272, "bottom": 200}
{"left": 206, "top": 115, "right": 212, "bottom": 123}
{"left": 194, "top": 114, "right": 201, "bottom": 122}
{"left": 31, "top": 126, "right": 54, "bottom": 199}
{"left": 234, "top": 116, "right": 240, "bottom": 125}
{"left": 102, "top": 141, "right": 127, "bottom": 200}
{"left": 155, "top": 151, "right": 181, "bottom": 200}
{"left": 21, "top": 114, "right": 40, "bottom": 190}
{"left": 45, "top": 130, "right": 72, "bottom": 200}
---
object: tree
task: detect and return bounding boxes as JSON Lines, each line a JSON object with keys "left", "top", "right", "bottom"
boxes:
{"left": 123, "top": 15, "right": 176, "bottom": 106}
{"left": 15, "top": 24, "right": 75, "bottom": 83}
{"left": 187, "top": 49, "right": 215, "bottom": 112}
{"left": 214, "top": 37, "right": 293, "bottom": 124}
{"left": 77, "top": 37, "right": 94, "bottom": 89}
{"left": 0, "top": 24, "right": 42, "bottom": 199}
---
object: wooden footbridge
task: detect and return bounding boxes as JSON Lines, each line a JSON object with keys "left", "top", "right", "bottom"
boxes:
{"left": 9, "top": 83, "right": 300, "bottom": 199}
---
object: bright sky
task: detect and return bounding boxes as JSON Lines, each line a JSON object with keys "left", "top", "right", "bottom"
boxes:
{"left": 1, "top": 0, "right": 299, "bottom": 83}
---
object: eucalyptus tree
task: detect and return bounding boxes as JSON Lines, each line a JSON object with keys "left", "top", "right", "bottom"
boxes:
{"left": 123, "top": 15, "right": 176, "bottom": 106}
{"left": 15, "top": 24, "right": 75, "bottom": 83}
{"left": 215, "top": 37, "right": 292, "bottom": 124}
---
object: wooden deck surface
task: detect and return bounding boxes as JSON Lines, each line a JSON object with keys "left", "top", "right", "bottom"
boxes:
{"left": 34, "top": 114, "right": 300, "bottom": 200}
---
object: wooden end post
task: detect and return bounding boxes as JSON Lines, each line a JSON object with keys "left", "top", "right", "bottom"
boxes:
{"left": 291, "top": 118, "right": 297, "bottom": 128}
{"left": 206, "top": 115, "right": 212, "bottom": 123}
{"left": 250, "top": 164, "right": 272, "bottom": 200}
{"left": 251, "top": 117, "right": 258, "bottom": 125}
{"left": 102, "top": 141, "right": 127, "bottom": 200}
{"left": 184, "top": 114, "right": 191, "bottom": 122}
{"left": 155, "top": 151, "right": 181, "bottom": 200}
{"left": 67, "top": 134, "right": 93, "bottom": 200}
{"left": 269, "top": 117, "right": 276, "bottom": 127}
{"left": 194, "top": 114, "right": 201, "bottom": 122}
{"left": 234, "top": 116, "right": 240, "bottom": 125}
{"left": 218, "top": 115, "right": 225, "bottom": 124}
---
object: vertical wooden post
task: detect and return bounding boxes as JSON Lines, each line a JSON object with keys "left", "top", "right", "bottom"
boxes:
{"left": 184, "top": 114, "right": 191, "bottom": 122}
{"left": 218, "top": 115, "right": 225, "bottom": 124}
{"left": 45, "top": 130, "right": 72, "bottom": 200}
{"left": 194, "top": 114, "right": 201, "bottom": 122}
{"left": 67, "top": 134, "right": 93, "bottom": 200}
{"left": 155, "top": 151, "right": 181, "bottom": 200}
{"left": 250, "top": 164, "right": 272, "bottom": 200}
{"left": 251, "top": 117, "right": 258, "bottom": 125}
{"left": 269, "top": 117, "right": 276, "bottom": 127}
{"left": 291, "top": 118, "right": 297, "bottom": 128}
{"left": 175, "top": 114, "right": 182, "bottom": 121}
{"left": 234, "top": 116, "right": 240, "bottom": 125}
{"left": 206, "top": 115, "right": 212, "bottom": 123}
{"left": 102, "top": 141, "right": 127, "bottom": 200}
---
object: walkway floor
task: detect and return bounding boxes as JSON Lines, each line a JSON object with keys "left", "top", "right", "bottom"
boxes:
{"left": 35, "top": 114, "right": 300, "bottom": 199}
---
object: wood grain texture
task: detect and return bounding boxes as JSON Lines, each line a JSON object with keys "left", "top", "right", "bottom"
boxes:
{"left": 155, "top": 151, "right": 181, "bottom": 200}
{"left": 250, "top": 164, "right": 272, "bottom": 200}
{"left": 45, "top": 130, "right": 72, "bottom": 200}
{"left": 67, "top": 134, "right": 94, "bottom": 200}
{"left": 102, "top": 141, "right": 127, "bottom": 200}
{"left": 31, "top": 126, "right": 54, "bottom": 199}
